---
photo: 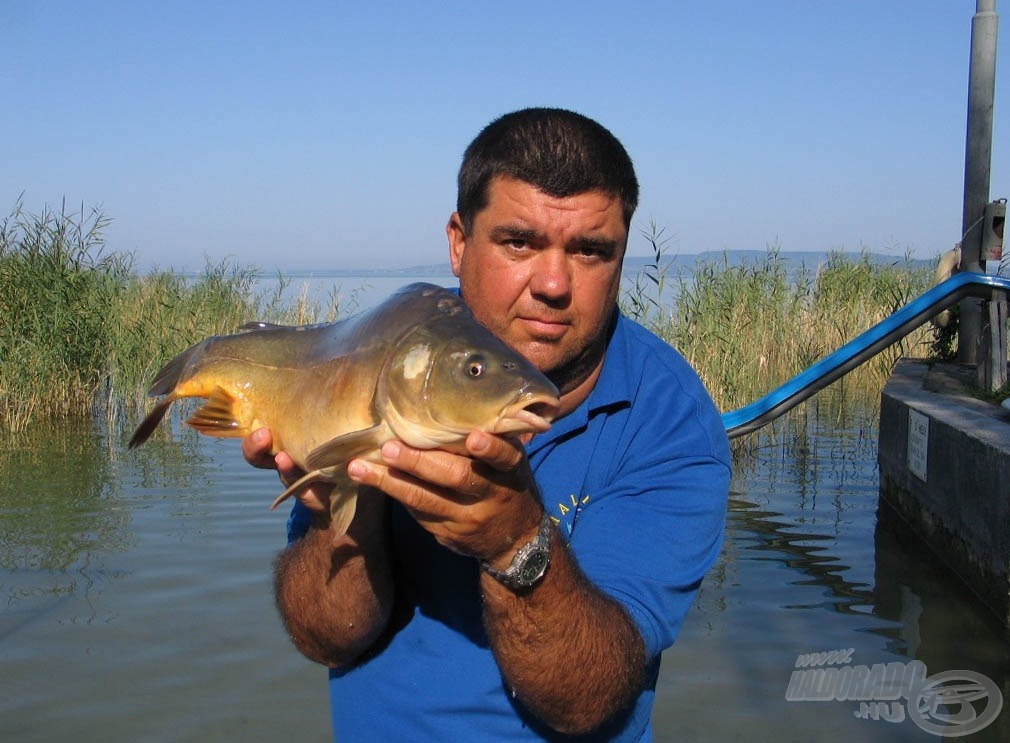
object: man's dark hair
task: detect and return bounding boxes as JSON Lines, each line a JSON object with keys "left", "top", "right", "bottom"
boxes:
{"left": 456, "top": 108, "right": 639, "bottom": 232}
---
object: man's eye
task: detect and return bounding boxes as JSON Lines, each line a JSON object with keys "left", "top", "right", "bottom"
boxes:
{"left": 577, "top": 246, "right": 609, "bottom": 260}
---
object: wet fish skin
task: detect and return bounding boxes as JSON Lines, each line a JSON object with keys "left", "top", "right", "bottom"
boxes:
{"left": 128, "top": 283, "right": 560, "bottom": 536}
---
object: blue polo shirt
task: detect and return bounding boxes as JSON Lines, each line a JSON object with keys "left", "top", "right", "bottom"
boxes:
{"left": 288, "top": 312, "right": 730, "bottom": 741}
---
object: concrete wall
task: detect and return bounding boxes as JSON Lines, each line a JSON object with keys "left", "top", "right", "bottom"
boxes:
{"left": 878, "top": 358, "right": 1010, "bottom": 629}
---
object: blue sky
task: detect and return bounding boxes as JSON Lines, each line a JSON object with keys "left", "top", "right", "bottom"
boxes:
{"left": 3, "top": 1, "right": 1007, "bottom": 271}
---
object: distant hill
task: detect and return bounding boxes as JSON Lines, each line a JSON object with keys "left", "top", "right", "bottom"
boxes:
{"left": 624, "top": 249, "right": 933, "bottom": 273}
{"left": 288, "top": 249, "right": 934, "bottom": 278}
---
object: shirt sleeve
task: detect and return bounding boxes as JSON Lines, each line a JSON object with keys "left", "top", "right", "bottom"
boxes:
{"left": 286, "top": 500, "right": 312, "bottom": 544}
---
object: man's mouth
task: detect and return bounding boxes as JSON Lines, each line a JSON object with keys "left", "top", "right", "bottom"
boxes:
{"left": 519, "top": 316, "right": 570, "bottom": 340}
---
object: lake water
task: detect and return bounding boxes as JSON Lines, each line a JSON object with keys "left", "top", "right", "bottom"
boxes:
{"left": 2, "top": 280, "right": 1007, "bottom": 741}
{"left": 249, "top": 265, "right": 674, "bottom": 320}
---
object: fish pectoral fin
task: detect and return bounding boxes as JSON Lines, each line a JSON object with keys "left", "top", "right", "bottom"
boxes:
{"left": 186, "top": 386, "right": 247, "bottom": 438}
{"left": 305, "top": 425, "right": 387, "bottom": 471}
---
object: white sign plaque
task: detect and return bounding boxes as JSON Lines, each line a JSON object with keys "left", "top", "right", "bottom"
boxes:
{"left": 907, "top": 409, "right": 929, "bottom": 481}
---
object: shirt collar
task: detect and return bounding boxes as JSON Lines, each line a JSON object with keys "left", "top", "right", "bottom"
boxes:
{"left": 527, "top": 312, "right": 634, "bottom": 451}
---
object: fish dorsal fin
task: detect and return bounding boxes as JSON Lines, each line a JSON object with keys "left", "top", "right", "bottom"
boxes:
{"left": 238, "top": 321, "right": 288, "bottom": 331}
{"left": 305, "top": 424, "right": 388, "bottom": 471}
{"left": 186, "top": 386, "right": 247, "bottom": 437}
{"left": 238, "top": 319, "right": 342, "bottom": 332}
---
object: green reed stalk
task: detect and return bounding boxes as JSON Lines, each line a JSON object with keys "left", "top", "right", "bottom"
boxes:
{"left": 0, "top": 200, "right": 343, "bottom": 434}
{"left": 0, "top": 199, "right": 130, "bottom": 430}
{"left": 633, "top": 243, "right": 936, "bottom": 414}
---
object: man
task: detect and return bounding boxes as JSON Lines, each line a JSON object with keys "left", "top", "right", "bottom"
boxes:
{"left": 244, "top": 108, "right": 730, "bottom": 740}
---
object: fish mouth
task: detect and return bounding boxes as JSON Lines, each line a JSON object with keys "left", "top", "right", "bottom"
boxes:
{"left": 494, "top": 389, "right": 562, "bottom": 435}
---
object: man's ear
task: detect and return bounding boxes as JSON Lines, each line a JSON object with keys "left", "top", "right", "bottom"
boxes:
{"left": 446, "top": 212, "right": 466, "bottom": 278}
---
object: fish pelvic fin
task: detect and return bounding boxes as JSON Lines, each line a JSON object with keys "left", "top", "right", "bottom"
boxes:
{"left": 269, "top": 469, "right": 358, "bottom": 540}
{"left": 128, "top": 395, "right": 177, "bottom": 449}
{"left": 270, "top": 469, "right": 330, "bottom": 510}
{"left": 186, "top": 386, "right": 248, "bottom": 438}
{"left": 328, "top": 488, "right": 358, "bottom": 540}
{"left": 272, "top": 428, "right": 384, "bottom": 518}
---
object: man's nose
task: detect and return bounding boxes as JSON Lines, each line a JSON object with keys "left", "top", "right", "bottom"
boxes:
{"left": 528, "top": 249, "right": 572, "bottom": 304}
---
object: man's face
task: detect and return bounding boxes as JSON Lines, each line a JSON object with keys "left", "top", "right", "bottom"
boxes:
{"left": 447, "top": 175, "right": 627, "bottom": 396}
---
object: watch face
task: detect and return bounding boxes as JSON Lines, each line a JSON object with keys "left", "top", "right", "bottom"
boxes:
{"left": 519, "top": 550, "right": 550, "bottom": 584}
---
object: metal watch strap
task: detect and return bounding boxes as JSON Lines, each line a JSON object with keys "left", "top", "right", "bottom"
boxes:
{"left": 480, "top": 513, "right": 553, "bottom": 592}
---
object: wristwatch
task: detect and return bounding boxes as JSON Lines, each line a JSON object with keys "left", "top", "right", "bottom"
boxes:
{"left": 480, "top": 513, "right": 553, "bottom": 592}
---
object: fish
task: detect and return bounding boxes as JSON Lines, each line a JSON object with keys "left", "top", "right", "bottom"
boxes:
{"left": 128, "top": 283, "right": 561, "bottom": 536}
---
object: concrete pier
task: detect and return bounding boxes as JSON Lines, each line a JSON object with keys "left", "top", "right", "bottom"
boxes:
{"left": 878, "top": 358, "right": 1010, "bottom": 630}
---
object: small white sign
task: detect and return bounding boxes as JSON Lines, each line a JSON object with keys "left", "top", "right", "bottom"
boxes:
{"left": 908, "top": 409, "right": 929, "bottom": 481}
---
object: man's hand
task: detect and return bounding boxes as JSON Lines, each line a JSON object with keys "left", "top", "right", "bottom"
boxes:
{"left": 347, "top": 429, "right": 647, "bottom": 734}
{"left": 346, "top": 430, "right": 543, "bottom": 567}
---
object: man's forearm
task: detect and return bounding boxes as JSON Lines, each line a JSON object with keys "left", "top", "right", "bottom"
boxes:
{"left": 481, "top": 538, "right": 647, "bottom": 736}
{"left": 273, "top": 497, "right": 393, "bottom": 669}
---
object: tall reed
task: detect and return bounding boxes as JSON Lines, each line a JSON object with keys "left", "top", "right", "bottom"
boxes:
{"left": 0, "top": 200, "right": 130, "bottom": 429}
{"left": 104, "top": 260, "right": 261, "bottom": 418}
{"left": 0, "top": 201, "right": 343, "bottom": 434}
{"left": 106, "top": 264, "right": 344, "bottom": 420}
{"left": 630, "top": 245, "right": 935, "bottom": 414}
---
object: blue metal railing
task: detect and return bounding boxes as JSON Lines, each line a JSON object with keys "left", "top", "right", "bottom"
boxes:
{"left": 721, "top": 272, "right": 1010, "bottom": 438}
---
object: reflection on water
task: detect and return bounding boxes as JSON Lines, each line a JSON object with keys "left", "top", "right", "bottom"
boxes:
{"left": 1, "top": 418, "right": 130, "bottom": 642}
{"left": 657, "top": 388, "right": 1009, "bottom": 741}
{"left": 1, "top": 418, "right": 329, "bottom": 743}
{"left": 1, "top": 418, "right": 127, "bottom": 572}
{"left": 1, "top": 387, "right": 1007, "bottom": 741}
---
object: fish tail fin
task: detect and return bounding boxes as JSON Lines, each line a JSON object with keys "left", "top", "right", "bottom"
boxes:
{"left": 128, "top": 396, "right": 177, "bottom": 449}
{"left": 186, "top": 386, "right": 248, "bottom": 437}
{"left": 148, "top": 343, "right": 202, "bottom": 397}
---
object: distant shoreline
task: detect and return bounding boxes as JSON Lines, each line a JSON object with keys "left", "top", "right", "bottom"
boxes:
{"left": 244, "top": 249, "right": 932, "bottom": 280}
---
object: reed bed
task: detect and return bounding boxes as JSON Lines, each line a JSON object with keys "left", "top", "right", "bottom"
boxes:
{"left": 105, "top": 267, "right": 342, "bottom": 420}
{"left": 0, "top": 202, "right": 341, "bottom": 433}
{"left": 627, "top": 242, "right": 936, "bottom": 414}
{"left": 1, "top": 201, "right": 128, "bottom": 430}
{"left": 2, "top": 200, "right": 941, "bottom": 435}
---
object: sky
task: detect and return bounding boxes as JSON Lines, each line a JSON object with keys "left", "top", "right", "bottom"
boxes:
{"left": 3, "top": 1, "right": 1008, "bottom": 271}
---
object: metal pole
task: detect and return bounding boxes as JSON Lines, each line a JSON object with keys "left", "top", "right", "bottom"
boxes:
{"left": 958, "top": 0, "right": 999, "bottom": 363}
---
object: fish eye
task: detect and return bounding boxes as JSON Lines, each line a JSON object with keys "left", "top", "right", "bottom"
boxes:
{"left": 465, "top": 355, "right": 486, "bottom": 378}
